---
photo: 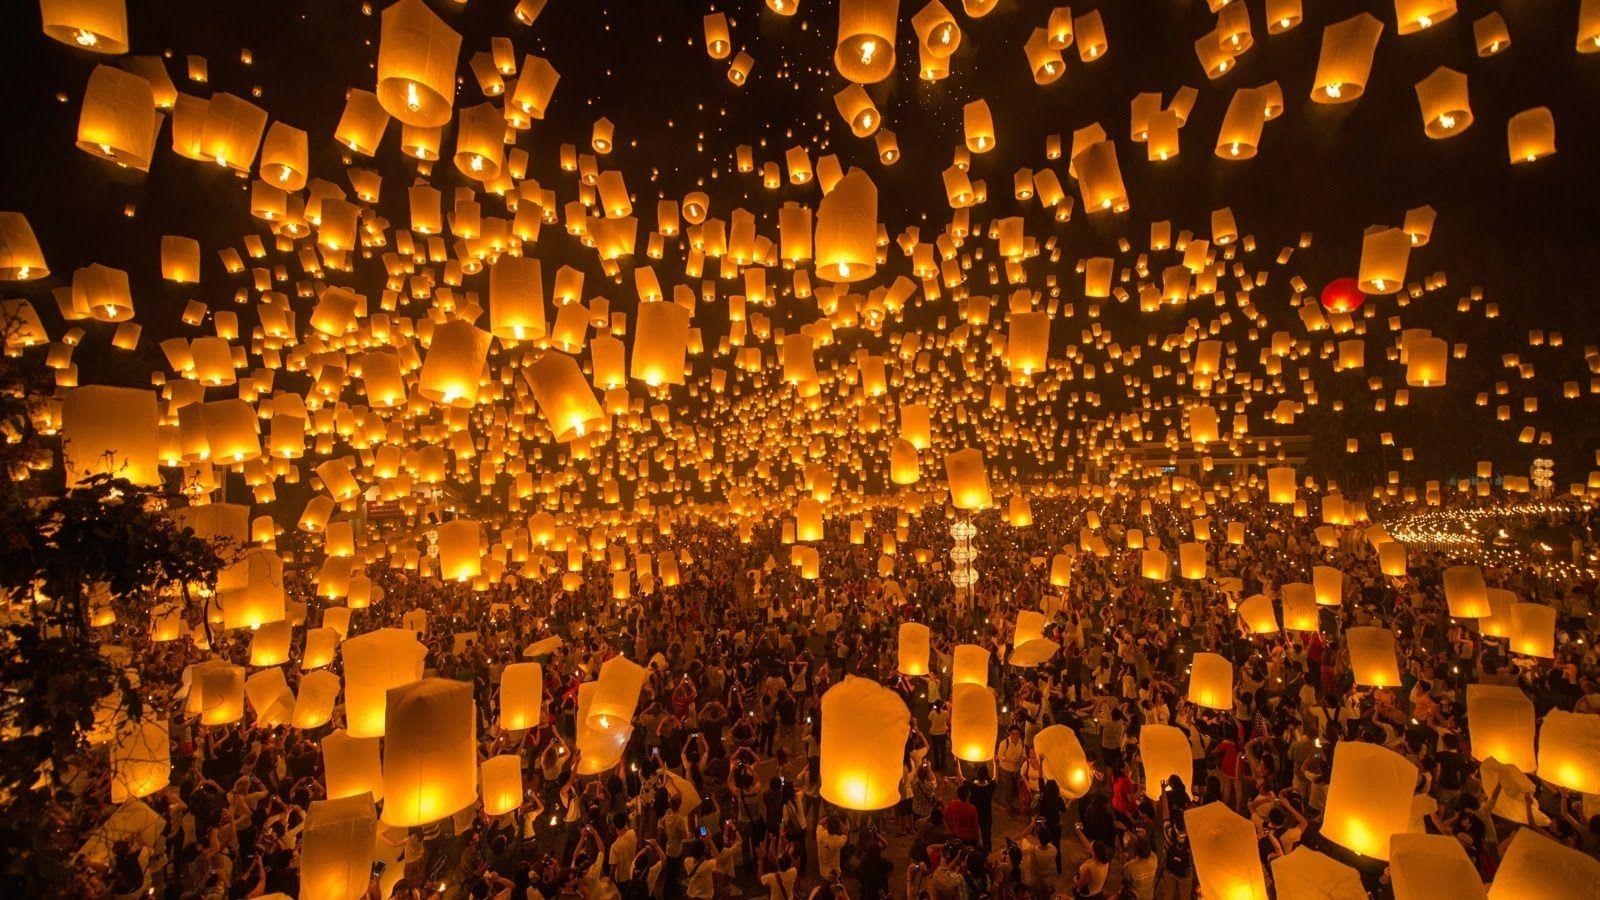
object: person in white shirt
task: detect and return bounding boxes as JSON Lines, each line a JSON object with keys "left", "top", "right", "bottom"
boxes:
{"left": 814, "top": 815, "right": 848, "bottom": 880}
{"left": 608, "top": 815, "right": 639, "bottom": 884}
{"left": 757, "top": 846, "right": 799, "bottom": 900}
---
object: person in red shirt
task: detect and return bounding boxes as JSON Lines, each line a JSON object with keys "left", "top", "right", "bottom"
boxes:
{"left": 942, "top": 784, "right": 981, "bottom": 844}
{"left": 1214, "top": 735, "right": 1241, "bottom": 809}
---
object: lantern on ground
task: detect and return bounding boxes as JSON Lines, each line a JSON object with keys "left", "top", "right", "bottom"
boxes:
{"left": 1034, "top": 724, "right": 1092, "bottom": 799}
{"left": 110, "top": 720, "right": 169, "bottom": 802}
{"left": 323, "top": 730, "right": 383, "bottom": 801}
{"left": 1347, "top": 626, "right": 1401, "bottom": 687}
{"left": 952, "top": 644, "right": 989, "bottom": 686}
{"left": 499, "top": 662, "right": 543, "bottom": 731}
{"left": 589, "top": 656, "right": 648, "bottom": 733}
{"left": 1389, "top": 834, "right": 1485, "bottom": 900}
{"left": 951, "top": 683, "right": 997, "bottom": 762}
{"left": 480, "top": 755, "right": 523, "bottom": 816}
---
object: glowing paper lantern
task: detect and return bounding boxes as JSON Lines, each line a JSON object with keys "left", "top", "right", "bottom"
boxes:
{"left": 525, "top": 352, "right": 604, "bottom": 441}
{"left": 1267, "top": 467, "right": 1297, "bottom": 503}
{"left": 1184, "top": 802, "right": 1269, "bottom": 900}
{"left": 419, "top": 320, "right": 490, "bottom": 407}
{"left": 1510, "top": 603, "right": 1556, "bottom": 658}
{"left": 1488, "top": 829, "right": 1600, "bottom": 899}
{"left": 1323, "top": 741, "right": 1416, "bottom": 860}
{"left": 323, "top": 730, "right": 383, "bottom": 802}
{"left": 944, "top": 448, "right": 992, "bottom": 510}
{"left": 1358, "top": 227, "right": 1410, "bottom": 295}
{"left": 631, "top": 301, "right": 691, "bottom": 386}
{"left": 499, "top": 661, "right": 543, "bottom": 731}
{"left": 377, "top": 0, "right": 462, "bottom": 128}
{"left": 1237, "top": 594, "right": 1279, "bottom": 633}
{"left": 300, "top": 794, "right": 377, "bottom": 900}
{"left": 1140, "top": 724, "right": 1192, "bottom": 800}
{"left": 1465, "top": 684, "right": 1535, "bottom": 773}
{"left": 341, "top": 628, "right": 426, "bottom": 738}
{"left": 1396, "top": 0, "right": 1456, "bottom": 35}
{"left": 1347, "top": 626, "right": 1401, "bottom": 687}
{"left": 1414, "top": 67, "right": 1472, "bottom": 139}
{"left": 292, "top": 669, "right": 341, "bottom": 729}
{"left": 77, "top": 64, "right": 157, "bottom": 169}
{"left": 110, "top": 720, "right": 169, "bottom": 802}
{"left": 1313, "top": 565, "right": 1344, "bottom": 606}
{"left": 815, "top": 167, "right": 878, "bottom": 282}
{"left": 1507, "top": 108, "right": 1556, "bottom": 164}
{"left": 1034, "top": 725, "right": 1092, "bottom": 799}
{"left": 1270, "top": 847, "right": 1366, "bottom": 900}
{"left": 1536, "top": 710, "right": 1600, "bottom": 793}
{"left": 1187, "top": 653, "right": 1233, "bottom": 710}
{"left": 489, "top": 256, "right": 546, "bottom": 342}
{"left": 62, "top": 386, "right": 160, "bottom": 486}
{"left": 890, "top": 439, "right": 921, "bottom": 485}
{"left": 820, "top": 676, "right": 910, "bottom": 810}
{"left": 1311, "top": 13, "right": 1383, "bottom": 103}
{"left": 1072, "top": 140, "right": 1128, "bottom": 213}
{"left": 42, "top": 0, "right": 129, "bottom": 53}
{"left": 437, "top": 519, "right": 482, "bottom": 583}
{"left": 951, "top": 683, "right": 997, "bottom": 763}
{"left": 1320, "top": 277, "right": 1365, "bottom": 313}
{"left": 895, "top": 622, "right": 930, "bottom": 676}
{"left": 381, "top": 678, "right": 477, "bottom": 828}
{"left": 1442, "top": 566, "right": 1489, "bottom": 617}
{"left": 952, "top": 644, "right": 989, "bottom": 686}
{"left": 574, "top": 680, "right": 631, "bottom": 775}
{"left": 480, "top": 755, "right": 523, "bottom": 816}
{"left": 1178, "top": 542, "right": 1206, "bottom": 580}
{"left": 1141, "top": 549, "right": 1169, "bottom": 582}
{"left": 1390, "top": 834, "right": 1485, "bottom": 900}
{"left": 588, "top": 655, "right": 648, "bottom": 733}
{"left": 835, "top": 0, "right": 898, "bottom": 84}
{"left": 1013, "top": 610, "right": 1047, "bottom": 649}
{"left": 195, "top": 663, "right": 246, "bottom": 725}
{"left": 1377, "top": 541, "right": 1408, "bottom": 577}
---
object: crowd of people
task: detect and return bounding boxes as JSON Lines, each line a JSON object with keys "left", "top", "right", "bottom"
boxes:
{"left": 50, "top": 491, "right": 1600, "bottom": 899}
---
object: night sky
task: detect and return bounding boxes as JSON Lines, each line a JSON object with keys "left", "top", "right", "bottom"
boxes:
{"left": 3, "top": 0, "right": 1600, "bottom": 491}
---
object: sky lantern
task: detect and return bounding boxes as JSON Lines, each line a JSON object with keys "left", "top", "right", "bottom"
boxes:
{"left": 1312, "top": 565, "right": 1343, "bottom": 606}
{"left": 702, "top": 12, "right": 731, "bottom": 59}
{"left": 963, "top": 100, "right": 995, "bottom": 153}
{"left": 490, "top": 256, "right": 546, "bottom": 342}
{"left": 1034, "top": 725, "right": 1092, "bottom": 798}
{"left": 821, "top": 676, "right": 910, "bottom": 810}
{"left": 300, "top": 794, "right": 377, "bottom": 900}
{"left": 1404, "top": 336, "right": 1449, "bottom": 387}
{"left": 377, "top": 0, "right": 462, "bottom": 128}
{"left": 944, "top": 448, "right": 992, "bottom": 510}
{"left": 1389, "top": 834, "right": 1486, "bottom": 900}
{"left": 835, "top": 0, "right": 898, "bottom": 84}
{"left": 1072, "top": 140, "right": 1128, "bottom": 213}
{"left": 77, "top": 65, "right": 156, "bottom": 170}
{"left": 951, "top": 683, "right": 997, "bottom": 762}
{"left": 110, "top": 720, "right": 169, "bottom": 803}
{"left": 1508, "top": 108, "right": 1556, "bottom": 163}
{"left": 62, "top": 385, "right": 159, "bottom": 486}
{"left": 341, "top": 628, "right": 426, "bottom": 738}
{"left": 1187, "top": 653, "right": 1233, "bottom": 710}
{"left": 1238, "top": 594, "right": 1279, "bottom": 633}
{"left": 0, "top": 213, "right": 48, "bottom": 281}
{"left": 1347, "top": 626, "right": 1401, "bottom": 687}
{"left": 952, "top": 644, "right": 989, "bottom": 686}
{"left": 1323, "top": 741, "right": 1416, "bottom": 860}
{"left": 480, "top": 755, "right": 523, "bottom": 816}
{"left": 1320, "top": 277, "right": 1365, "bottom": 313}
{"left": 1188, "top": 802, "right": 1270, "bottom": 900}
{"left": 898, "top": 622, "right": 930, "bottom": 675}
{"left": 815, "top": 167, "right": 878, "bottom": 282}
{"left": 1536, "top": 710, "right": 1600, "bottom": 793}
{"left": 1510, "top": 602, "right": 1556, "bottom": 657}
{"left": 631, "top": 301, "right": 691, "bottom": 386}
{"left": 381, "top": 678, "right": 477, "bottom": 828}
{"left": 1442, "top": 565, "right": 1489, "bottom": 616}
{"left": 1489, "top": 829, "right": 1600, "bottom": 898}
{"left": 41, "top": 0, "right": 129, "bottom": 54}
{"left": 419, "top": 320, "right": 490, "bottom": 407}
{"left": 1395, "top": 0, "right": 1456, "bottom": 35}
{"left": 1139, "top": 725, "right": 1191, "bottom": 800}
{"left": 1465, "top": 684, "right": 1536, "bottom": 773}
{"left": 323, "top": 731, "right": 383, "bottom": 802}
{"left": 588, "top": 656, "right": 648, "bottom": 733}
{"left": 1311, "top": 13, "right": 1382, "bottom": 103}
{"left": 1415, "top": 67, "right": 1473, "bottom": 138}
{"left": 833, "top": 85, "right": 880, "bottom": 138}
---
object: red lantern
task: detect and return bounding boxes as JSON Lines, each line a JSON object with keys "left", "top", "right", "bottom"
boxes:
{"left": 1320, "top": 277, "right": 1365, "bottom": 314}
